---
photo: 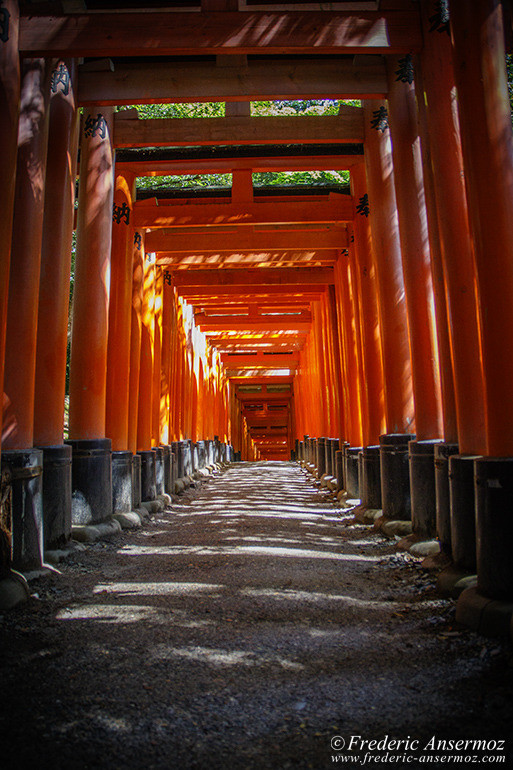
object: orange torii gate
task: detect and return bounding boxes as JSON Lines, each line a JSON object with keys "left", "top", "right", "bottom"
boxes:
{"left": 2, "top": 0, "right": 513, "bottom": 637}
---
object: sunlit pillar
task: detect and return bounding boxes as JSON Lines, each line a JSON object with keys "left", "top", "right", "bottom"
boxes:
{"left": 67, "top": 105, "right": 114, "bottom": 524}
{"left": 364, "top": 100, "right": 415, "bottom": 521}
{"left": 137, "top": 251, "right": 156, "bottom": 502}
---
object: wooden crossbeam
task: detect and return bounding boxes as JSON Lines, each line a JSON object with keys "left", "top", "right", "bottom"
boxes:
{"left": 20, "top": 11, "right": 422, "bottom": 58}
{"left": 80, "top": 58, "right": 386, "bottom": 106}
{"left": 156, "top": 252, "right": 338, "bottom": 268}
{"left": 171, "top": 267, "right": 334, "bottom": 287}
{"left": 237, "top": 391, "right": 292, "bottom": 402}
{"left": 114, "top": 112, "right": 363, "bottom": 148}
{"left": 179, "top": 286, "right": 326, "bottom": 301}
{"left": 201, "top": 303, "right": 311, "bottom": 314}
{"left": 148, "top": 226, "right": 348, "bottom": 252}
{"left": 133, "top": 198, "right": 352, "bottom": 228}
{"left": 221, "top": 353, "right": 299, "bottom": 366}
{"left": 118, "top": 154, "right": 363, "bottom": 176}
{"left": 231, "top": 376, "right": 293, "bottom": 385}
{"left": 200, "top": 319, "right": 311, "bottom": 332}
{"left": 197, "top": 309, "right": 312, "bottom": 324}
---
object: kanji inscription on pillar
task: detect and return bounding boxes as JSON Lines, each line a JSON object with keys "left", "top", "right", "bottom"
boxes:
{"left": 51, "top": 63, "right": 70, "bottom": 95}
{"left": 163, "top": 270, "right": 172, "bottom": 286}
{"left": 113, "top": 202, "right": 131, "bottom": 225}
{"left": 395, "top": 54, "right": 415, "bottom": 84}
{"left": 356, "top": 194, "right": 370, "bottom": 217}
{"left": 370, "top": 106, "right": 389, "bottom": 133}
{"left": 134, "top": 232, "right": 142, "bottom": 251}
{"left": 429, "top": 1, "right": 450, "bottom": 35}
{"left": 84, "top": 113, "right": 107, "bottom": 139}
{"left": 0, "top": 0, "right": 10, "bottom": 43}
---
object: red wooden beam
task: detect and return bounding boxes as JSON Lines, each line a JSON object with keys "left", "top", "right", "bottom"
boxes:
{"left": 148, "top": 226, "right": 348, "bottom": 252}
{"left": 20, "top": 11, "right": 422, "bottom": 58}
{"left": 171, "top": 267, "right": 334, "bottom": 287}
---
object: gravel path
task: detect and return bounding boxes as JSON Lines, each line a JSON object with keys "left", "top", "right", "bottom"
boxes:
{"left": 1, "top": 461, "right": 512, "bottom": 769}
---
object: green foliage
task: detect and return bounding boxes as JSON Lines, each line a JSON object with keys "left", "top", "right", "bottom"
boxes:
{"left": 251, "top": 99, "right": 360, "bottom": 115}
{"left": 117, "top": 102, "right": 225, "bottom": 118}
{"left": 253, "top": 169, "right": 349, "bottom": 187}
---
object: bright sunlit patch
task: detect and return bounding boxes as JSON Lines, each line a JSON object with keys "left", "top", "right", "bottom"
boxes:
{"left": 116, "top": 543, "right": 382, "bottom": 562}
{"left": 149, "top": 644, "right": 304, "bottom": 670}
{"left": 55, "top": 604, "right": 158, "bottom": 622}
{"left": 240, "top": 587, "right": 401, "bottom": 609}
{"left": 93, "top": 582, "right": 224, "bottom": 596}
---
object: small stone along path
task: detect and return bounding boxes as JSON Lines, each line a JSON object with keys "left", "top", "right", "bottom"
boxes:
{"left": 1, "top": 462, "right": 512, "bottom": 769}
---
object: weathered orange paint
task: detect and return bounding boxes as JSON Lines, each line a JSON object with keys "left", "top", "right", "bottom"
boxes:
{"left": 161, "top": 274, "right": 173, "bottom": 445}
{"left": 3, "top": 59, "right": 50, "bottom": 450}
{"left": 386, "top": 59, "right": 443, "bottom": 440}
{"left": 105, "top": 172, "right": 135, "bottom": 451}
{"left": 0, "top": 0, "right": 20, "bottom": 456}
{"left": 69, "top": 106, "right": 114, "bottom": 440}
{"left": 363, "top": 100, "right": 414, "bottom": 435}
{"left": 152, "top": 265, "right": 163, "bottom": 446}
{"left": 127, "top": 230, "right": 144, "bottom": 454}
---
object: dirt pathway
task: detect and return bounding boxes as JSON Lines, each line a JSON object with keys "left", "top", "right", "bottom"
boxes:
{"left": 1, "top": 462, "right": 512, "bottom": 769}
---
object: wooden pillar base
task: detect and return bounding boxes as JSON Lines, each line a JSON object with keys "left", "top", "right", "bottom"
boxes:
{"left": 449, "top": 454, "right": 481, "bottom": 572}
{"left": 138, "top": 450, "right": 157, "bottom": 503}
{"left": 409, "top": 440, "right": 441, "bottom": 540}
{"left": 39, "top": 444, "right": 72, "bottom": 550}
{"left": 1, "top": 449, "right": 44, "bottom": 572}
{"left": 112, "top": 450, "right": 133, "bottom": 514}
{"left": 359, "top": 445, "right": 382, "bottom": 509}
{"left": 379, "top": 434, "right": 416, "bottom": 521}
{"left": 434, "top": 443, "right": 460, "bottom": 556}
{"left": 66, "top": 439, "right": 112, "bottom": 525}
{"left": 475, "top": 457, "right": 513, "bottom": 600}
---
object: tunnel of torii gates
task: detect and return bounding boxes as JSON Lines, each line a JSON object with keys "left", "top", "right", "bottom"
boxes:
{"left": 2, "top": 0, "right": 513, "bottom": 628}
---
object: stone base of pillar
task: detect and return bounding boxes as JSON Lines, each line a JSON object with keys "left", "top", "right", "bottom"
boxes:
{"left": 0, "top": 569, "right": 31, "bottom": 610}
{"left": 359, "top": 445, "right": 382, "bottom": 509}
{"left": 112, "top": 450, "right": 133, "bottom": 514}
{"left": 379, "top": 433, "right": 415, "bottom": 521}
{"left": 409, "top": 439, "right": 440, "bottom": 539}
{"left": 1, "top": 449, "right": 44, "bottom": 572}
{"left": 335, "top": 450, "right": 344, "bottom": 493}
{"left": 316, "top": 438, "right": 326, "bottom": 480}
{"left": 183, "top": 440, "right": 193, "bottom": 477}
{"left": 66, "top": 439, "right": 112, "bottom": 525}
{"left": 475, "top": 456, "right": 513, "bottom": 600}
{"left": 39, "top": 444, "right": 72, "bottom": 550}
{"left": 449, "top": 454, "right": 481, "bottom": 572}
{"left": 344, "top": 446, "right": 362, "bottom": 499}
{"left": 132, "top": 453, "right": 142, "bottom": 509}
{"left": 434, "top": 442, "right": 459, "bottom": 556}
{"left": 138, "top": 450, "right": 157, "bottom": 502}
{"left": 152, "top": 446, "right": 165, "bottom": 496}
{"left": 456, "top": 586, "right": 513, "bottom": 638}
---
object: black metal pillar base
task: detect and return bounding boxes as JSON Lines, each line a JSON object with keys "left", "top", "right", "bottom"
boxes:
{"left": 324, "top": 438, "right": 332, "bottom": 477}
{"left": 171, "top": 441, "right": 184, "bottom": 479}
{"left": 409, "top": 439, "right": 440, "bottom": 539}
{"left": 38, "top": 444, "right": 72, "bottom": 550}
{"left": 335, "top": 450, "right": 344, "bottom": 493}
{"left": 183, "top": 440, "right": 193, "bottom": 476}
{"left": 475, "top": 457, "right": 513, "bottom": 600}
{"left": 379, "top": 433, "right": 415, "bottom": 521}
{"left": 152, "top": 446, "right": 165, "bottom": 496}
{"left": 330, "top": 439, "right": 340, "bottom": 479}
{"left": 138, "top": 450, "right": 157, "bottom": 502}
{"left": 132, "top": 453, "right": 141, "bottom": 509}
{"left": 449, "top": 454, "right": 481, "bottom": 572}
{"left": 161, "top": 445, "right": 172, "bottom": 495}
{"left": 112, "top": 451, "right": 133, "bottom": 514}
{"left": 316, "top": 437, "right": 326, "bottom": 479}
{"left": 359, "top": 445, "right": 382, "bottom": 509}
{"left": 66, "top": 438, "right": 112, "bottom": 525}
{"left": 1, "top": 449, "right": 44, "bottom": 572}
{"left": 344, "top": 446, "right": 362, "bottom": 498}
{"left": 434, "top": 442, "right": 459, "bottom": 556}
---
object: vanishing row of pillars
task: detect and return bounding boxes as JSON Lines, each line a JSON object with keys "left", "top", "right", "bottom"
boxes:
{"left": 294, "top": 0, "right": 513, "bottom": 603}
{"left": 0, "top": 45, "right": 233, "bottom": 574}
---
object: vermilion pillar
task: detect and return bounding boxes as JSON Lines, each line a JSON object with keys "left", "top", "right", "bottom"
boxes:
{"left": 106, "top": 172, "right": 135, "bottom": 451}
{"left": 363, "top": 100, "right": 414, "bottom": 435}
{"left": 3, "top": 59, "right": 50, "bottom": 451}
{"left": 128, "top": 230, "right": 144, "bottom": 455}
{"left": 34, "top": 60, "right": 79, "bottom": 447}
{"left": 137, "top": 251, "right": 157, "bottom": 502}
{"left": 33, "top": 60, "right": 79, "bottom": 549}
{"left": 68, "top": 105, "right": 114, "bottom": 524}
{"left": 387, "top": 57, "right": 443, "bottom": 441}
{"left": 2, "top": 57, "right": 50, "bottom": 571}
{"left": 161, "top": 270, "right": 173, "bottom": 446}
{"left": 449, "top": 0, "right": 513, "bottom": 602}
{"left": 69, "top": 106, "right": 114, "bottom": 440}
{"left": 152, "top": 265, "right": 163, "bottom": 447}
{"left": 350, "top": 165, "right": 385, "bottom": 448}
{"left": 0, "top": 0, "right": 20, "bottom": 464}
